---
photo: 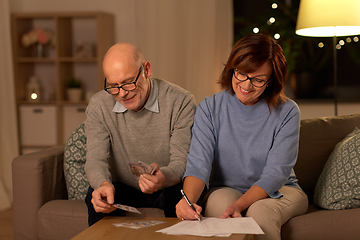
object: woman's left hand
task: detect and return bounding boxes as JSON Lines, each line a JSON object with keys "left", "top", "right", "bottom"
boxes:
{"left": 220, "top": 202, "right": 242, "bottom": 219}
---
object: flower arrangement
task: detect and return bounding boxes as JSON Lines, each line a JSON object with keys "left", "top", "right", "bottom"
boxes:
{"left": 21, "top": 28, "right": 54, "bottom": 47}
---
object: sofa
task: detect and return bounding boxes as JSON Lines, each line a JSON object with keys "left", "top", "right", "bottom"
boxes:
{"left": 12, "top": 113, "right": 360, "bottom": 240}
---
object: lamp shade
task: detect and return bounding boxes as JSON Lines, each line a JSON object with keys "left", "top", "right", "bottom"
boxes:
{"left": 296, "top": 0, "right": 360, "bottom": 37}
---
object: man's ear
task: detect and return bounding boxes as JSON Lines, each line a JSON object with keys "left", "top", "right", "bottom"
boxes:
{"left": 144, "top": 61, "right": 152, "bottom": 78}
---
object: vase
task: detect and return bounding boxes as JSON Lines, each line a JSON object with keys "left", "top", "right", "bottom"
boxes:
{"left": 67, "top": 88, "right": 82, "bottom": 102}
{"left": 36, "top": 43, "right": 44, "bottom": 58}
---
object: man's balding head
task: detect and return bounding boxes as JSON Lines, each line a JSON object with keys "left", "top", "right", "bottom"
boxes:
{"left": 103, "top": 43, "right": 145, "bottom": 74}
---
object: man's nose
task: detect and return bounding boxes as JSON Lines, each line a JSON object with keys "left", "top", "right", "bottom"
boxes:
{"left": 118, "top": 88, "right": 128, "bottom": 97}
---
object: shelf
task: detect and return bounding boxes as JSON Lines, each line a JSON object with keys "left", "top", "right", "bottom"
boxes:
{"left": 59, "top": 57, "right": 97, "bottom": 62}
{"left": 18, "top": 100, "right": 57, "bottom": 105}
{"left": 20, "top": 145, "right": 58, "bottom": 149}
{"left": 61, "top": 101, "right": 89, "bottom": 105}
{"left": 12, "top": 11, "right": 115, "bottom": 154}
{"left": 17, "top": 57, "right": 56, "bottom": 63}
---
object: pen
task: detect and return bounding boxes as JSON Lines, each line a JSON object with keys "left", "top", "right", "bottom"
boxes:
{"left": 180, "top": 189, "right": 201, "bottom": 221}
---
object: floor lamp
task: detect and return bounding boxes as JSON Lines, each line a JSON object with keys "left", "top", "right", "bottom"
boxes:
{"left": 295, "top": 0, "right": 360, "bottom": 116}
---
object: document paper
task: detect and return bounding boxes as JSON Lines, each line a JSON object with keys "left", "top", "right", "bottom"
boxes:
{"left": 156, "top": 217, "right": 264, "bottom": 237}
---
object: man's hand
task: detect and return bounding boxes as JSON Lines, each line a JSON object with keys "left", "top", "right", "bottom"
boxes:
{"left": 220, "top": 202, "right": 242, "bottom": 219}
{"left": 91, "top": 181, "right": 117, "bottom": 213}
{"left": 138, "top": 163, "right": 165, "bottom": 194}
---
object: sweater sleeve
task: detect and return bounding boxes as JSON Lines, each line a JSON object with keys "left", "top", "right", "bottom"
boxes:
{"left": 160, "top": 92, "right": 196, "bottom": 188}
{"left": 253, "top": 103, "right": 301, "bottom": 198}
{"left": 183, "top": 99, "right": 215, "bottom": 189}
{"left": 84, "top": 93, "right": 113, "bottom": 190}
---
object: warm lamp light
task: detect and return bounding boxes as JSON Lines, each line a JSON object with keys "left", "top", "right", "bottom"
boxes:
{"left": 31, "top": 93, "right": 38, "bottom": 100}
{"left": 295, "top": 0, "right": 360, "bottom": 116}
{"left": 296, "top": 0, "right": 360, "bottom": 37}
{"left": 27, "top": 76, "right": 41, "bottom": 101}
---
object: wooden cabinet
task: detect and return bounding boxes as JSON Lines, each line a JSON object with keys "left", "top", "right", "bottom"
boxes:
{"left": 19, "top": 105, "right": 57, "bottom": 146}
{"left": 11, "top": 12, "right": 115, "bottom": 154}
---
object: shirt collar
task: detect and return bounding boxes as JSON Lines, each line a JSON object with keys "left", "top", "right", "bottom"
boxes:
{"left": 112, "top": 78, "right": 159, "bottom": 113}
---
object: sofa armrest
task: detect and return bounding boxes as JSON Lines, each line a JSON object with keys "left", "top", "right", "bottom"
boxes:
{"left": 12, "top": 146, "right": 66, "bottom": 240}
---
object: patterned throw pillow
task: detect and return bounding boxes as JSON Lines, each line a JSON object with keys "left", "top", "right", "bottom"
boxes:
{"left": 63, "top": 123, "right": 89, "bottom": 200}
{"left": 314, "top": 127, "right": 360, "bottom": 210}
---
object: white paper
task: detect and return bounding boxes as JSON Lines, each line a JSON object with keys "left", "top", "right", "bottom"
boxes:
{"left": 156, "top": 217, "right": 264, "bottom": 237}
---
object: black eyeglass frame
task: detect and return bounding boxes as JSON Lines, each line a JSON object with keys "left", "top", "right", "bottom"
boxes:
{"left": 233, "top": 69, "right": 270, "bottom": 88}
{"left": 104, "top": 64, "right": 144, "bottom": 95}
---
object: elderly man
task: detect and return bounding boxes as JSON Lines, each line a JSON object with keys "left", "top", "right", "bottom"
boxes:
{"left": 84, "top": 43, "right": 196, "bottom": 226}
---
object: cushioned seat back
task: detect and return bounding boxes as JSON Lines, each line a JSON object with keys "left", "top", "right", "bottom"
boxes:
{"left": 295, "top": 114, "right": 360, "bottom": 203}
{"left": 64, "top": 122, "right": 89, "bottom": 200}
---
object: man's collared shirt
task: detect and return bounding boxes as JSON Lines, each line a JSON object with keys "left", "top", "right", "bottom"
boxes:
{"left": 112, "top": 78, "right": 159, "bottom": 113}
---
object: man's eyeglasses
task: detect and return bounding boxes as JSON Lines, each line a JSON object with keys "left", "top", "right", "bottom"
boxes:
{"left": 233, "top": 69, "right": 270, "bottom": 88}
{"left": 104, "top": 64, "right": 144, "bottom": 95}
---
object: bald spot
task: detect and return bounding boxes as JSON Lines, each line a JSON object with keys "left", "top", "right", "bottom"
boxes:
{"left": 103, "top": 43, "right": 144, "bottom": 77}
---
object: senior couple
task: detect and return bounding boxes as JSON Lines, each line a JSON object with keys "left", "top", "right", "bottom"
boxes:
{"left": 84, "top": 33, "right": 308, "bottom": 240}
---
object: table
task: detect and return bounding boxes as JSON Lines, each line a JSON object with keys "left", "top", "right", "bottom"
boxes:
{"left": 71, "top": 217, "right": 253, "bottom": 240}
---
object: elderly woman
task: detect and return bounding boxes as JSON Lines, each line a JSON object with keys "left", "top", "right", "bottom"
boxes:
{"left": 176, "top": 34, "right": 308, "bottom": 240}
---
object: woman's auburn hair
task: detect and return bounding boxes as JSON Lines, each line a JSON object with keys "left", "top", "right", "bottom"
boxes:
{"left": 219, "top": 33, "right": 288, "bottom": 110}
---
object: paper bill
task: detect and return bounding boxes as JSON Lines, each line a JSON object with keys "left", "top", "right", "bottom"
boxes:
{"left": 113, "top": 203, "right": 141, "bottom": 214}
{"left": 128, "top": 161, "right": 156, "bottom": 177}
{"left": 113, "top": 220, "right": 166, "bottom": 229}
{"left": 101, "top": 199, "right": 141, "bottom": 214}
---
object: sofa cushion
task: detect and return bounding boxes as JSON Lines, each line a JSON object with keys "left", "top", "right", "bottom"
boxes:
{"left": 38, "top": 200, "right": 88, "bottom": 240}
{"left": 313, "top": 127, "right": 360, "bottom": 210}
{"left": 64, "top": 123, "right": 89, "bottom": 200}
{"left": 281, "top": 206, "right": 360, "bottom": 240}
{"left": 295, "top": 114, "right": 360, "bottom": 203}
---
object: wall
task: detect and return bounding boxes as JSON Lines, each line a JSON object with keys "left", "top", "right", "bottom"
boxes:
{"left": 297, "top": 102, "right": 360, "bottom": 120}
{"left": 10, "top": 0, "right": 137, "bottom": 44}
{"left": 10, "top": 0, "right": 358, "bottom": 118}
{"left": 10, "top": 0, "right": 232, "bottom": 103}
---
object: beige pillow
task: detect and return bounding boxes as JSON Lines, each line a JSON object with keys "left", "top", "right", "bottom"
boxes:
{"left": 63, "top": 123, "right": 89, "bottom": 200}
{"left": 314, "top": 127, "right": 360, "bottom": 210}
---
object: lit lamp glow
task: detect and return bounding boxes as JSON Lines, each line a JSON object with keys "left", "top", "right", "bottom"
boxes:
{"left": 296, "top": 0, "right": 360, "bottom": 37}
{"left": 295, "top": 0, "right": 360, "bottom": 115}
{"left": 31, "top": 93, "right": 38, "bottom": 100}
{"left": 27, "top": 76, "right": 41, "bottom": 101}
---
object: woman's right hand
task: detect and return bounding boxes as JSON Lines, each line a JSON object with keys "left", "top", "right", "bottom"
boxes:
{"left": 176, "top": 198, "right": 202, "bottom": 220}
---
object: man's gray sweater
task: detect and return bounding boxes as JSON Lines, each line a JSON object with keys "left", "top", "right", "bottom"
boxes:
{"left": 84, "top": 78, "right": 196, "bottom": 190}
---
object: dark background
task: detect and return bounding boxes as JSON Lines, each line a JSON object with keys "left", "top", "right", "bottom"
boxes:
{"left": 233, "top": 0, "right": 360, "bottom": 100}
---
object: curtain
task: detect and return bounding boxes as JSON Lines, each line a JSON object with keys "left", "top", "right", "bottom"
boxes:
{"left": 0, "top": 0, "right": 19, "bottom": 211}
{"left": 134, "top": 0, "right": 233, "bottom": 103}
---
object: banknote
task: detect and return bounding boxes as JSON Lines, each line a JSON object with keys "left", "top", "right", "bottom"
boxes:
{"left": 128, "top": 161, "right": 156, "bottom": 177}
{"left": 113, "top": 203, "right": 141, "bottom": 214}
{"left": 101, "top": 199, "right": 141, "bottom": 214}
{"left": 113, "top": 220, "right": 165, "bottom": 229}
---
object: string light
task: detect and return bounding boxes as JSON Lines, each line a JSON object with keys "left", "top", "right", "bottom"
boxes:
{"left": 346, "top": 37, "right": 352, "bottom": 43}
{"left": 318, "top": 42, "right": 324, "bottom": 48}
{"left": 339, "top": 40, "right": 345, "bottom": 46}
{"left": 272, "top": 3, "right": 278, "bottom": 9}
{"left": 267, "top": 17, "right": 276, "bottom": 25}
{"left": 253, "top": 27, "right": 260, "bottom": 33}
{"left": 274, "top": 33, "right": 280, "bottom": 39}
{"left": 354, "top": 36, "right": 359, "bottom": 42}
